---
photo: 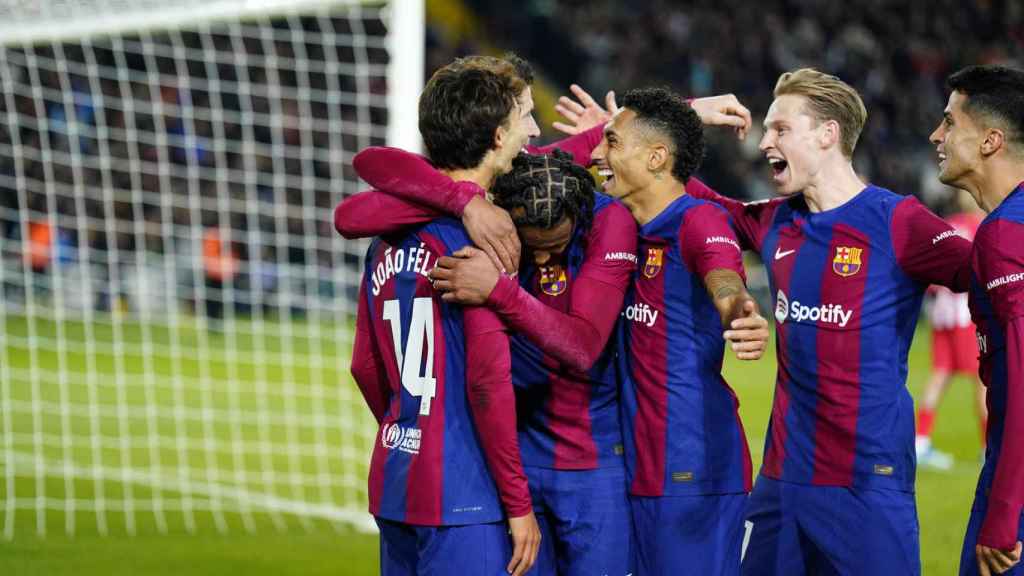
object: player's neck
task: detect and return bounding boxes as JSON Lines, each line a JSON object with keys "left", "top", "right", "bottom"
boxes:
{"left": 441, "top": 166, "right": 497, "bottom": 191}
{"left": 801, "top": 160, "right": 865, "bottom": 213}
{"left": 627, "top": 177, "right": 685, "bottom": 225}
{"left": 975, "top": 160, "right": 1024, "bottom": 212}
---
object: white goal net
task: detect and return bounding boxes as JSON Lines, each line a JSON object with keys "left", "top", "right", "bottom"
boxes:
{"left": 0, "top": 0, "right": 422, "bottom": 537}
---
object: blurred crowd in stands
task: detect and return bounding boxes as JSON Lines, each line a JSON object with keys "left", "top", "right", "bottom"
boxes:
{"left": 444, "top": 0, "right": 1024, "bottom": 208}
{"left": 4, "top": 1, "right": 1024, "bottom": 317}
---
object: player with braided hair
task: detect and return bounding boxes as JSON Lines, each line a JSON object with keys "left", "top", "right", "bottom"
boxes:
{"left": 491, "top": 148, "right": 595, "bottom": 235}
{"left": 338, "top": 145, "right": 640, "bottom": 575}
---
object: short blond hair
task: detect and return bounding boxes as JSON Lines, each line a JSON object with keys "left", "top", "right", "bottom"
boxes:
{"left": 774, "top": 68, "right": 867, "bottom": 158}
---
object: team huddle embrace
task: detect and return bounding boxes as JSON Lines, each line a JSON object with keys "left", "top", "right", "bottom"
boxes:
{"left": 336, "top": 54, "right": 1024, "bottom": 576}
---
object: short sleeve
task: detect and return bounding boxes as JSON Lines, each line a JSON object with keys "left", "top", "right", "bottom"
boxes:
{"left": 582, "top": 200, "right": 639, "bottom": 286}
{"left": 891, "top": 196, "right": 972, "bottom": 290}
{"left": 679, "top": 202, "right": 746, "bottom": 281}
{"left": 975, "top": 219, "right": 1024, "bottom": 323}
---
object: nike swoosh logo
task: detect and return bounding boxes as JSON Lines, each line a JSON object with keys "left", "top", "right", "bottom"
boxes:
{"left": 775, "top": 248, "right": 796, "bottom": 260}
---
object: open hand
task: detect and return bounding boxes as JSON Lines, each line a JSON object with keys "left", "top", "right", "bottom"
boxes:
{"left": 689, "top": 94, "right": 753, "bottom": 140}
{"left": 553, "top": 84, "right": 618, "bottom": 135}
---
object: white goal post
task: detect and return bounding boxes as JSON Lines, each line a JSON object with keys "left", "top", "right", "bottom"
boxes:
{"left": 0, "top": 0, "right": 422, "bottom": 538}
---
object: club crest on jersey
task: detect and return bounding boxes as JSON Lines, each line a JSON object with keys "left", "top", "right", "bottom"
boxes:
{"left": 643, "top": 248, "right": 664, "bottom": 278}
{"left": 832, "top": 246, "right": 863, "bottom": 277}
{"left": 539, "top": 265, "right": 567, "bottom": 296}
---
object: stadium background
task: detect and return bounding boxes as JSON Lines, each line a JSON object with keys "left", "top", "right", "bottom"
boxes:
{"left": 1, "top": 0, "right": 1021, "bottom": 573}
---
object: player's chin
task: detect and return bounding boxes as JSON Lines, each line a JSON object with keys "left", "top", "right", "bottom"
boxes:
{"left": 771, "top": 183, "right": 801, "bottom": 197}
{"left": 936, "top": 167, "right": 958, "bottom": 187}
{"left": 602, "top": 179, "right": 622, "bottom": 198}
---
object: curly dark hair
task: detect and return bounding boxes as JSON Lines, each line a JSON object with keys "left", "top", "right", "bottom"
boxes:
{"left": 492, "top": 149, "right": 596, "bottom": 235}
{"left": 620, "top": 87, "right": 705, "bottom": 183}
{"left": 418, "top": 55, "right": 528, "bottom": 170}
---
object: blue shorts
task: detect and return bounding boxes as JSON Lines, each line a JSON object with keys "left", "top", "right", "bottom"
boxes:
{"left": 742, "top": 475, "right": 919, "bottom": 575}
{"left": 526, "top": 465, "right": 633, "bottom": 576}
{"left": 630, "top": 492, "right": 746, "bottom": 576}
{"left": 960, "top": 463, "right": 1024, "bottom": 575}
{"left": 376, "top": 517, "right": 512, "bottom": 576}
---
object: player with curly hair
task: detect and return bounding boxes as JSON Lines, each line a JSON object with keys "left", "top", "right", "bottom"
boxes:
{"left": 589, "top": 86, "right": 769, "bottom": 575}
{"left": 550, "top": 70, "right": 979, "bottom": 575}
{"left": 340, "top": 143, "right": 641, "bottom": 574}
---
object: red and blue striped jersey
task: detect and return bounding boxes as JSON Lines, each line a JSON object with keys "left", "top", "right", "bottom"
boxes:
{"left": 491, "top": 193, "right": 636, "bottom": 470}
{"left": 341, "top": 144, "right": 637, "bottom": 472}
{"left": 929, "top": 212, "right": 982, "bottom": 330}
{"left": 353, "top": 217, "right": 530, "bottom": 526}
{"left": 688, "top": 180, "right": 971, "bottom": 490}
{"left": 968, "top": 183, "right": 1024, "bottom": 549}
{"left": 618, "top": 194, "right": 753, "bottom": 497}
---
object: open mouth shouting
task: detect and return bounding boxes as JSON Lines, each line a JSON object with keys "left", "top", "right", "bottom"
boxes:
{"left": 768, "top": 157, "right": 789, "bottom": 184}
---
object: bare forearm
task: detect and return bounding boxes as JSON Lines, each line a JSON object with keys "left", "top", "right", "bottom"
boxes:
{"left": 705, "top": 269, "right": 755, "bottom": 326}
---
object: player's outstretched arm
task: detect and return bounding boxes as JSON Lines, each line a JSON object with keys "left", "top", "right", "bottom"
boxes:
{"left": 552, "top": 84, "right": 618, "bottom": 135}
{"left": 353, "top": 146, "right": 520, "bottom": 273}
{"left": 891, "top": 196, "right": 972, "bottom": 292}
{"left": 552, "top": 83, "right": 751, "bottom": 139}
{"left": 683, "top": 177, "right": 774, "bottom": 252}
{"left": 354, "top": 147, "right": 483, "bottom": 215}
{"left": 334, "top": 189, "right": 440, "bottom": 239}
{"left": 463, "top": 307, "right": 539, "bottom": 576}
{"left": 553, "top": 84, "right": 770, "bottom": 250}
{"left": 688, "top": 93, "right": 752, "bottom": 140}
{"left": 350, "top": 281, "right": 391, "bottom": 423}
{"left": 527, "top": 123, "right": 606, "bottom": 169}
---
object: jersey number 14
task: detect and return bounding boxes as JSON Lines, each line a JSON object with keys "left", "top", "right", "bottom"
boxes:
{"left": 382, "top": 298, "right": 437, "bottom": 416}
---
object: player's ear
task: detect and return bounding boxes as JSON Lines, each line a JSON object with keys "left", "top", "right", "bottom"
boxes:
{"left": 819, "top": 119, "right": 840, "bottom": 151}
{"left": 493, "top": 122, "right": 508, "bottom": 150}
{"left": 647, "top": 143, "right": 669, "bottom": 173}
{"left": 980, "top": 127, "right": 1005, "bottom": 157}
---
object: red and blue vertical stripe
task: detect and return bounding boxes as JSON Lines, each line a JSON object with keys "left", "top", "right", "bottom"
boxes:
{"left": 968, "top": 187, "right": 1024, "bottom": 492}
{"left": 363, "top": 218, "right": 504, "bottom": 526}
{"left": 619, "top": 195, "right": 751, "bottom": 497}
{"left": 510, "top": 194, "right": 624, "bottom": 470}
{"left": 759, "top": 187, "right": 925, "bottom": 491}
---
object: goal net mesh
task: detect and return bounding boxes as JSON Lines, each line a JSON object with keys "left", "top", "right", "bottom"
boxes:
{"left": 0, "top": 0, "right": 406, "bottom": 537}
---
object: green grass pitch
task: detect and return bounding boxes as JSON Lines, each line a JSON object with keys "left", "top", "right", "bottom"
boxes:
{"left": 0, "top": 316, "right": 984, "bottom": 574}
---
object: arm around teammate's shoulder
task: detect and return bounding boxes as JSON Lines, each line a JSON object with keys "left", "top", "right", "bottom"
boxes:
{"left": 334, "top": 189, "right": 439, "bottom": 239}
{"left": 685, "top": 177, "right": 775, "bottom": 252}
{"left": 891, "top": 195, "right": 972, "bottom": 291}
